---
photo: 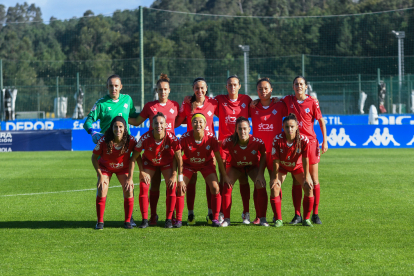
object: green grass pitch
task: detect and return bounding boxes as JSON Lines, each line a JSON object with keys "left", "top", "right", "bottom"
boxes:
{"left": 1, "top": 149, "right": 414, "bottom": 275}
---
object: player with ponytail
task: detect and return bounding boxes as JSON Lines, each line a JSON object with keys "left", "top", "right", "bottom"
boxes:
{"left": 270, "top": 113, "right": 314, "bottom": 227}
{"left": 92, "top": 116, "right": 137, "bottom": 230}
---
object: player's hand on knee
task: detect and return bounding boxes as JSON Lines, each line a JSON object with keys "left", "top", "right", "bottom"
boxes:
{"left": 178, "top": 181, "right": 186, "bottom": 194}
{"left": 139, "top": 171, "right": 151, "bottom": 185}
{"left": 255, "top": 174, "right": 266, "bottom": 189}
{"left": 223, "top": 174, "right": 233, "bottom": 187}
{"left": 304, "top": 175, "right": 313, "bottom": 190}
{"left": 125, "top": 178, "right": 134, "bottom": 192}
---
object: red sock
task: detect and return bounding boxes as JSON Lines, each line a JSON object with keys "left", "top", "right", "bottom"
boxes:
{"left": 222, "top": 184, "right": 233, "bottom": 219}
{"left": 206, "top": 183, "right": 212, "bottom": 209}
{"left": 211, "top": 193, "right": 221, "bottom": 221}
{"left": 292, "top": 185, "right": 302, "bottom": 216}
{"left": 139, "top": 182, "right": 149, "bottom": 220}
{"left": 270, "top": 196, "right": 282, "bottom": 220}
{"left": 96, "top": 196, "right": 106, "bottom": 223}
{"left": 186, "top": 182, "right": 196, "bottom": 211}
{"left": 175, "top": 195, "right": 185, "bottom": 221}
{"left": 239, "top": 184, "right": 250, "bottom": 214}
{"left": 253, "top": 188, "right": 258, "bottom": 217}
{"left": 124, "top": 197, "right": 134, "bottom": 222}
{"left": 150, "top": 190, "right": 159, "bottom": 217}
{"left": 303, "top": 196, "right": 314, "bottom": 220}
{"left": 313, "top": 184, "right": 320, "bottom": 214}
{"left": 256, "top": 188, "right": 268, "bottom": 218}
{"left": 166, "top": 187, "right": 176, "bottom": 220}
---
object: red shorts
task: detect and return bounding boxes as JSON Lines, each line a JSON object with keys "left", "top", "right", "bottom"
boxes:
{"left": 99, "top": 166, "right": 129, "bottom": 178}
{"left": 219, "top": 147, "right": 230, "bottom": 165}
{"left": 182, "top": 161, "right": 217, "bottom": 179}
{"left": 142, "top": 157, "right": 172, "bottom": 172}
{"left": 308, "top": 139, "right": 320, "bottom": 165}
{"left": 278, "top": 166, "right": 304, "bottom": 175}
{"left": 227, "top": 164, "right": 258, "bottom": 174}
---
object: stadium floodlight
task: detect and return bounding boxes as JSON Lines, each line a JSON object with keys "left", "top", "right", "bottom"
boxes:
{"left": 239, "top": 45, "right": 250, "bottom": 94}
{"left": 392, "top": 30, "right": 405, "bottom": 113}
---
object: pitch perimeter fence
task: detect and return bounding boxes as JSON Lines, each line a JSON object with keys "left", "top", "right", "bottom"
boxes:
{"left": 1, "top": 7, "right": 414, "bottom": 118}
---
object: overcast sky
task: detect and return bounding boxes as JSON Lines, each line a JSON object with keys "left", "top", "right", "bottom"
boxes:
{"left": 2, "top": 0, "right": 155, "bottom": 22}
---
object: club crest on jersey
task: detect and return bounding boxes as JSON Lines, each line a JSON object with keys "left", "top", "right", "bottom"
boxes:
{"left": 241, "top": 103, "right": 246, "bottom": 108}
{"left": 272, "top": 109, "right": 277, "bottom": 115}
{"left": 108, "top": 107, "right": 112, "bottom": 110}
{"left": 170, "top": 108, "right": 175, "bottom": 114}
{"left": 207, "top": 111, "right": 213, "bottom": 117}
{"left": 206, "top": 145, "right": 210, "bottom": 150}
{"left": 251, "top": 150, "right": 257, "bottom": 155}
{"left": 144, "top": 161, "right": 148, "bottom": 165}
{"left": 165, "top": 145, "right": 169, "bottom": 149}
{"left": 151, "top": 107, "right": 157, "bottom": 112}
{"left": 305, "top": 108, "right": 310, "bottom": 113}
{"left": 124, "top": 103, "right": 128, "bottom": 109}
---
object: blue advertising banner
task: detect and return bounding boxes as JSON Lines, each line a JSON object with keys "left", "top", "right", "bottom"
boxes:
{"left": 0, "top": 130, "right": 72, "bottom": 152}
{"left": 1, "top": 114, "right": 414, "bottom": 131}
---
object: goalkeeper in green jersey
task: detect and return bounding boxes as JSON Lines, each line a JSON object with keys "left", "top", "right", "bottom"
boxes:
{"left": 83, "top": 75, "right": 139, "bottom": 143}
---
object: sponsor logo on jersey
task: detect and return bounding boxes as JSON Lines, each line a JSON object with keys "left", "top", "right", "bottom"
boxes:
{"left": 281, "top": 161, "right": 296, "bottom": 167}
{"left": 225, "top": 115, "right": 237, "bottom": 124}
{"left": 272, "top": 109, "right": 277, "bottom": 115}
{"left": 258, "top": 123, "right": 274, "bottom": 131}
{"left": 124, "top": 104, "right": 128, "bottom": 109}
{"left": 0, "top": 132, "right": 12, "bottom": 143}
{"left": 241, "top": 103, "right": 246, "bottom": 108}
{"left": 237, "top": 161, "right": 253, "bottom": 166}
{"left": 170, "top": 108, "right": 175, "bottom": 114}
{"left": 363, "top": 127, "right": 400, "bottom": 146}
{"left": 207, "top": 111, "right": 213, "bottom": 117}
{"left": 109, "top": 162, "right": 124, "bottom": 169}
{"left": 305, "top": 108, "right": 310, "bottom": 113}
{"left": 190, "top": 157, "right": 205, "bottom": 164}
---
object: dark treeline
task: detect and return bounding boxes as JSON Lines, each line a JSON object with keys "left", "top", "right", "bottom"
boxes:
{"left": 1, "top": 0, "right": 414, "bottom": 86}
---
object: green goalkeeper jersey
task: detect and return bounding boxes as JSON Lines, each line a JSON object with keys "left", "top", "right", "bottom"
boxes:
{"left": 83, "top": 94, "right": 137, "bottom": 134}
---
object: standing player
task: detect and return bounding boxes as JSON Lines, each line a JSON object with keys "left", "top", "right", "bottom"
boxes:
{"left": 270, "top": 113, "right": 314, "bottom": 227}
{"left": 84, "top": 75, "right": 138, "bottom": 143}
{"left": 127, "top": 112, "right": 183, "bottom": 229}
{"left": 92, "top": 116, "right": 137, "bottom": 230}
{"left": 177, "top": 113, "right": 229, "bottom": 227}
{"left": 280, "top": 76, "right": 328, "bottom": 224}
{"left": 249, "top": 78, "right": 286, "bottom": 224}
{"left": 175, "top": 78, "right": 218, "bottom": 225}
{"left": 220, "top": 117, "right": 268, "bottom": 227}
{"left": 129, "top": 74, "right": 180, "bottom": 226}
{"left": 85, "top": 74, "right": 139, "bottom": 227}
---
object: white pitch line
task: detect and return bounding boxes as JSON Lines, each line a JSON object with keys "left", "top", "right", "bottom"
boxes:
{"left": 0, "top": 179, "right": 165, "bottom": 197}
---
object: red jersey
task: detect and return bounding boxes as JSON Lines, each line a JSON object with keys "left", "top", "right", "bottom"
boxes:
{"left": 271, "top": 132, "right": 310, "bottom": 172}
{"left": 180, "top": 130, "right": 219, "bottom": 168}
{"left": 93, "top": 136, "right": 137, "bottom": 172}
{"left": 178, "top": 96, "right": 217, "bottom": 132}
{"left": 250, "top": 101, "right": 286, "bottom": 152}
{"left": 280, "top": 95, "right": 322, "bottom": 140}
{"left": 221, "top": 135, "right": 265, "bottom": 168}
{"left": 214, "top": 94, "right": 252, "bottom": 141}
{"left": 135, "top": 130, "right": 181, "bottom": 167}
{"left": 140, "top": 100, "right": 180, "bottom": 133}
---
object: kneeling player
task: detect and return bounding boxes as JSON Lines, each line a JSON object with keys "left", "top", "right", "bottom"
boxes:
{"left": 220, "top": 117, "right": 268, "bottom": 227}
{"left": 177, "top": 113, "right": 229, "bottom": 227}
{"left": 127, "top": 112, "right": 183, "bottom": 229}
{"left": 92, "top": 116, "right": 137, "bottom": 230}
{"left": 270, "top": 113, "right": 314, "bottom": 227}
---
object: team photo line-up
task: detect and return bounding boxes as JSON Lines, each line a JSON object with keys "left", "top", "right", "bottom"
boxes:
{"left": 87, "top": 73, "right": 328, "bottom": 230}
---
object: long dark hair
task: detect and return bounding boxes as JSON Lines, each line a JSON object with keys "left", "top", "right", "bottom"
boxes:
{"left": 104, "top": 116, "right": 130, "bottom": 155}
{"left": 282, "top": 113, "right": 301, "bottom": 156}
{"left": 231, "top": 116, "right": 250, "bottom": 146}
{"left": 191, "top": 77, "right": 207, "bottom": 113}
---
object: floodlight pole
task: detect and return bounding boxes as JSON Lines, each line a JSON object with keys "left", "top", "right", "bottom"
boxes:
{"left": 239, "top": 45, "right": 250, "bottom": 94}
{"left": 392, "top": 30, "right": 405, "bottom": 113}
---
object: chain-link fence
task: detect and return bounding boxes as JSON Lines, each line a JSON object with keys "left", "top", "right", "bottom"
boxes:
{"left": 1, "top": 7, "right": 414, "bottom": 118}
